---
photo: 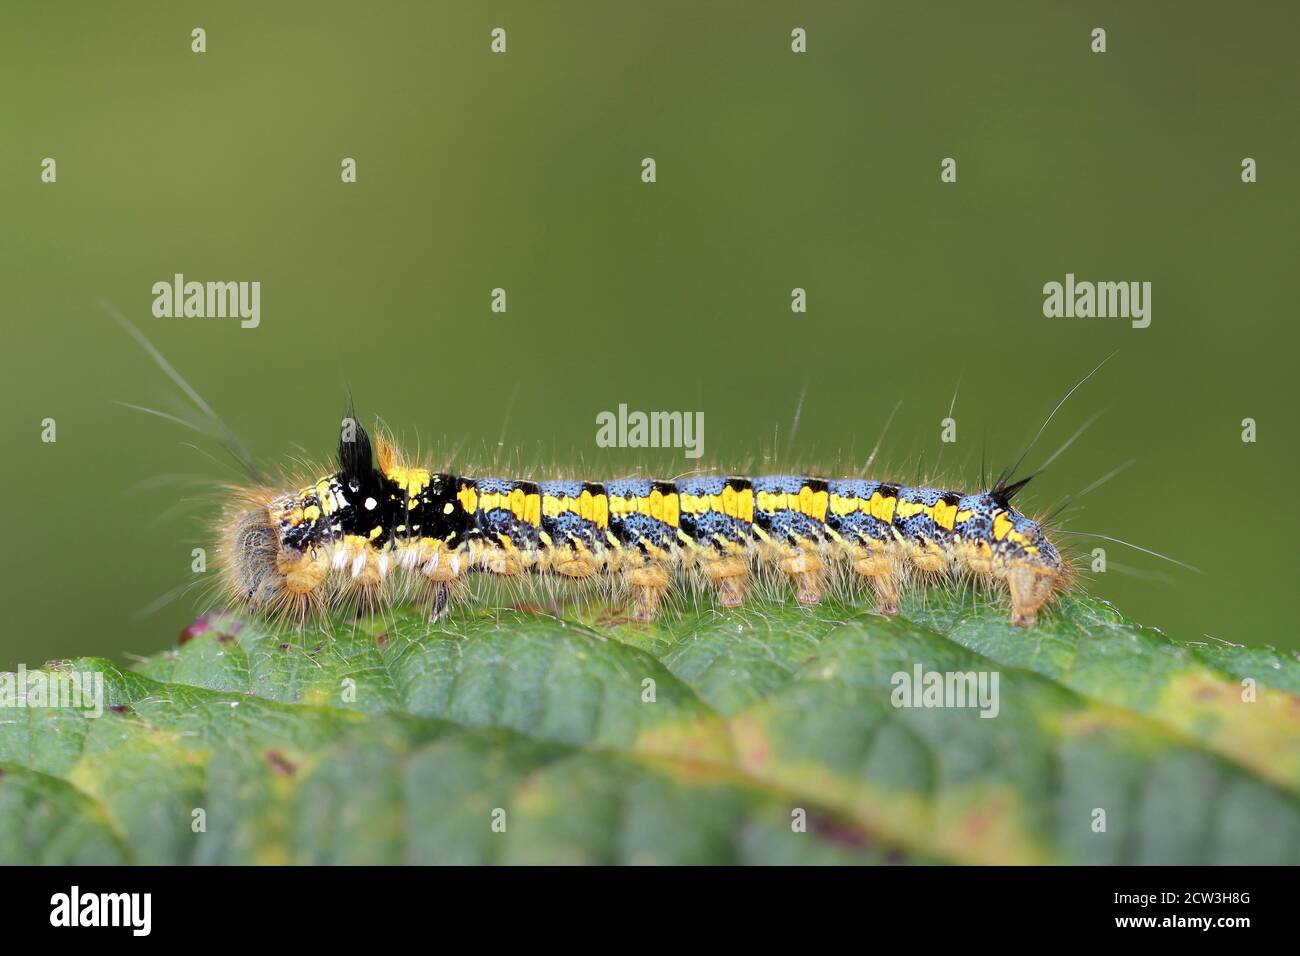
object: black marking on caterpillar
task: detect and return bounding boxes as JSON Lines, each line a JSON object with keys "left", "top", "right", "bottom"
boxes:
{"left": 219, "top": 422, "right": 1069, "bottom": 627}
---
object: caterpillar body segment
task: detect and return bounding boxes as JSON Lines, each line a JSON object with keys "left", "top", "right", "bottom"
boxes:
{"left": 220, "top": 427, "right": 1069, "bottom": 628}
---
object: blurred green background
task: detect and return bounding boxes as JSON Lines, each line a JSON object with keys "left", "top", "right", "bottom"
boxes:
{"left": 2, "top": 1, "right": 1296, "bottom": 666}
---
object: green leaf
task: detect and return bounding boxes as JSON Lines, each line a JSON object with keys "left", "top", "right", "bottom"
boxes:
{"left": 2, "top": 588, "right": 1298, "bottom": 864}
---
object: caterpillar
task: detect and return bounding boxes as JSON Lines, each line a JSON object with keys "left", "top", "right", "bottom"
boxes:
{"left": 219, "top": 420, "right": 1069, "bottom": 628}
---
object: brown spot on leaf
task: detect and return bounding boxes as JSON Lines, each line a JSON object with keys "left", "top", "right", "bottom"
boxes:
{"left": 965, "top": 807, "right": 995, "bottom": 839}
{"left": 375, "top": 632, "right": 390, "bottom": 650}
{"left": 808, "top": 811, "right": 872, "bottom": 850}
{"left": 265, "top": 750, "right": 297, "bottom": 776}
{"left": 109, "top": 704, "right": 129, "bottom": 715}
{"left": 180, "top": 612, "right": 243, "bottom": 646}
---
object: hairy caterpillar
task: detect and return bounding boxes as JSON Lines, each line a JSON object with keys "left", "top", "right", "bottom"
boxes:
{"left": 219, "top": 420, "right": 1069, "bottom": 627}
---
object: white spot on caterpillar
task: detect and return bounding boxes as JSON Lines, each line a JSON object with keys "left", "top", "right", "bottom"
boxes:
{"left": 364, "top": 497, "right": 377, "bottom": 510}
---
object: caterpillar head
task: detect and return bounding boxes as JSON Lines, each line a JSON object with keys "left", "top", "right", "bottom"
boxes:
{"left": 217, "top": 490, "right": 331, "bottom": 620}
{"left": 219, "top": 421, "right": 388, "bottom": 618}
